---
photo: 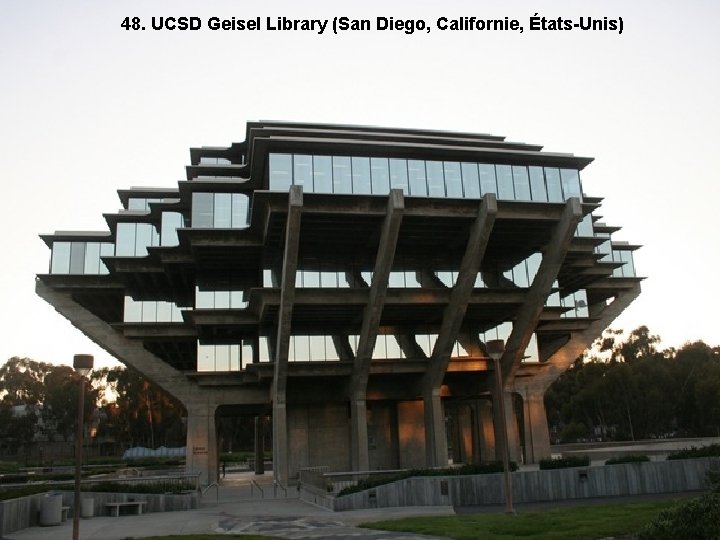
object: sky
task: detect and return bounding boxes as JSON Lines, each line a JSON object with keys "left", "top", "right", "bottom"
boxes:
{"left": 1, "top": 0, "right": 718, "bottom": 370}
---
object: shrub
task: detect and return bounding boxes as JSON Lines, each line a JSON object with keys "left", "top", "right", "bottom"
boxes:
{"left": 56, "top": 481, "right": 195, "bottom": 494}
{"left": 0, "top": 484, "right": 50, "bottom": 501}
{"left": 636, "top": 493, "right": 720, "bottom": 539}
{"left": 605, "top": 455, "right": 650, "bottom": 465}
{"left": 667, "top": 443, "right": 720, "bottom": 460}
{"left": 539, "top": 455, "right": 590, "bottom": 470}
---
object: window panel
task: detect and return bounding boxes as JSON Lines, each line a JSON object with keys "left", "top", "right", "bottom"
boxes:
{"left": 116, "top": 223, "right": 136, "bottom": 256}
{"left": 309, "top": 335, "right": 325, "bottom": 361}
{"left": 389, "top": 159, "right": 409, "bottom": 194}
{"left": 407, "top": 160, "right": 427, "bottom": 196}
{"left": 461, "top": 163, "right": 480, "bottom": 198}
{"left": 478, "top": 164, "right": 497, "bottom": 195}
{"left": 560, "top": 169, "right": 582, "bottom": 200}
{"left": 51, "top": 242, "right": 71, "bottom": 274}
{"left": 496, "top": 165, "right": 514, "bottom": 200}
{"left": 124, "top": 296, "right": 142, "bottom": 322}
{"left": 370, "top": 157, "right": 390, "bottom": 194}
{"left": 231, "top": 194, "right": 249, "bottom": 228}
{"left": 192, "top": 193, "right": 214, "bottom": 228}
{"left": 313, "top": 156, "right": 332, "bottom": 193}
{"left": 161, "top": 212, "right": 182, "bottom": 246}
{"left": 213, "top": 193, "right": 232, "bottom": 228}
{"left": 512, "top": 166, "right": 531, "bottom": 201}
{"left": 294, "top": 154, "right": 313, "bottom": 191}
{"left": 529, "top": 166, "right": 548, "bottom": 202}
{"left": 444, "top": 162, "right": 463, "bottom": 198}
{"left": 293, "top": 335, "right": 310, "bottom": 361}
{"left": 269, "top": 154, "right": 292, "bottom": 191}
{"left": 426, "top": 161, "right": 445, "bottom": 197}
{"left": 84, "top": 243, "right": 101, "bottom": 274}
{"left": 332, "top": 156, "right": 352, "bottom": 194}
{"left": 351, "top": 157, "right": 371, "bottom": 194}
{"left": 545, "top": 168, "right": 563, "bottom": 202}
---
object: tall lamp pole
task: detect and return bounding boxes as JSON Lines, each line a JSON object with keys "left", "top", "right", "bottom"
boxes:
{"left": 73, "top": 354, "right": 93, "bottom": 540}
{"left": 486, "top": 339, "right": 514, "bottom": 514}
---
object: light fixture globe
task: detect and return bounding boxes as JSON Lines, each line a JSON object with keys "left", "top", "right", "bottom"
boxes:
{"left": 73, "top": 354, "right": 94, "bottom": 376}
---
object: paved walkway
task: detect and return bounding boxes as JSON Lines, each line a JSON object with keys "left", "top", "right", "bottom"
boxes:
{"left": 4, "top": 473, "right": 453, "bottom": 540}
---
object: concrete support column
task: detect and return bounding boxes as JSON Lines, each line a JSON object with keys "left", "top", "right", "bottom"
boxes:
{"left": 254, "top": 416, "right": 265, "bottom": 475}
{"left": 423, "top": 389, "right": 448, "bottom": 468}
{"left": 477, "top": 399, "right": 496, "bottom": 462}
{"left": 350, "top": 396, "right": 369, "bottom": 471}
{"left": 521, "top": 388, "right": 551, "bottom": 464}
{"left": 272, "top": 401, "right": 287, "bottom": 484}
{"left": 186, "top": 405, "right": 218, "bottom": 486}
{"left": 491, "top": 387, "right": 521, "bottom": 463}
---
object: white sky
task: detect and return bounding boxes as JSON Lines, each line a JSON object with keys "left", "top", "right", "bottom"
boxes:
{"left": 1, "top": 0, "right": 718, "bottom": 369}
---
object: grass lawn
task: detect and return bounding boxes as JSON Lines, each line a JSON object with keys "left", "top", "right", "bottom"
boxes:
{"left": 360, "top": 498, "right": 693, "bottom": 540}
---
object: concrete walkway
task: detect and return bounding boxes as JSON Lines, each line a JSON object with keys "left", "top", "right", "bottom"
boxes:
{"left": 4, "top": 473, "right": 453, "bottom": 540}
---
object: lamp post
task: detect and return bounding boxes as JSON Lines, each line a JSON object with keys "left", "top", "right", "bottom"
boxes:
{"left": 486, "top": 339, "right": 514, "bottom": 514}
{"left": 73, "top": 354, "right": 93, "bottom": 540}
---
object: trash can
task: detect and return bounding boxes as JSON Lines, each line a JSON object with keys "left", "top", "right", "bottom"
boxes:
{"left": 39, "top": 494, "right": 63, "bottom": 526}
{"left": 81, "top": 497, "right": 94, "bottom": 518}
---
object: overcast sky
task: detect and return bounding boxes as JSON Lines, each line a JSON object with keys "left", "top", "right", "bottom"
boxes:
{"left": 1, "top": 0, "right": 718, "bottom": 369}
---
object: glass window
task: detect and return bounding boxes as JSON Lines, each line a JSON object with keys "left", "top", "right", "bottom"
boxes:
{"left": 116, "top": 223, "right": 136, "bottom": 256}
{"left": 99, "top": 243, "right": 113, "bottom": 274}
{"left": 51, "top": 242, "right": 71, "bottom": 274}
{"left": 426, "top": 161, "right": 445, "bottom": 197}
{"left": 388, "top": 271, "right": 405, "bottom": 287}
{"left": 478, "top": 164, "right": 497, "bottom": 195}
{"left": 309, "top": 335, "right": 325, "bottom": 360}
{"left": 545, "top": 168, "right": 563, "bottom": 202}
{"left": 351, "top": 157, "right": 371, "bottom": 194}
{"left": 84, "top": 243, "right": 101, "bottom": 274}
{"left": 560, "top": 169, "right": 582, "bottom": 200}
{"left": 192, "top": 193, "right": 214, "bottom": 228}
{"left": 294, "top": 154, "right": 313, "bottom": 191}
{"left": 619, "top": 250, "right": 636, "bottom": 277}
{"left": 123, "top": 296, "right": 142, "bottom": 322}
{"left": 213, "top": 193, "right": 232, "bottom": 228}
{"left": 269, "top": 154, "right": 292, "bottom": 191}
{"left": 161, "top": 212, "right": 182, "bottom": 247}
{"left": 370, "top": 157, "right": 390, "bottom": 194}
{"left": 134, "top": 223, "right": 156, "bottom": 256}
{"left": 513, "top": 261, "right": 529, "bottom": 287}
{"left": 293, "top": 335, "right": 310, "bottom": 361}
{"left": 461, "top": 163, "right": 480, "bottom": 199}
{"left": 444, "top": 162, "right": 463, "bottom": 198}
{"left": 332, "top": 156, "right": 352, "bottom": 194}
{"left": 512, "top": 166, "right": 531, "bottom": 201}
{"left": 389, "top": 159, "right": 409, "bottom": 194}
{"left": 313, "top": 156, "right": 332, "bottom": 193}
{"left": 407, "top": 160, "right": 427, "bottom": 196}
{"left": 232, "top": 194, "right": 249, "bottom": 227}
{"left": 576, "top": 214, "right": 594, "bottom": 237}
{"left": 325, "top": 336, "right": 340, "bottom": 360}
{"left": 529, "top": 166, "right": 548, "bottom": 202}
{"left": 386, "top": 335, "right": 402, "bottom": 359}
{"left": 526, "top": 253, "right": 541, "bottom": 284}
{"left": 404, "top": 270, "right": 420, "bottom": 287}
{"left": 496, "top": 165, "right": 514, "bottom": 200}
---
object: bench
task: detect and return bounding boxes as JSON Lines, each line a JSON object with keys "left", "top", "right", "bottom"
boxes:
{"left": 105, "top": 501, "right": 146, "bottom": 517}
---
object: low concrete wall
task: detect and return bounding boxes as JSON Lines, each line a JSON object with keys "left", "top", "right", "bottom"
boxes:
{"left": 321, "top": 457, "right": 720, "bottom": 511}
{"left": 0, "top": 490, "right": 199, "bottom": 536}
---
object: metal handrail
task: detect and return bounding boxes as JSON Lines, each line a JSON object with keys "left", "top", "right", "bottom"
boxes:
{"left": 202, "top": 482, "right": 219, "bottom": 504}
{"left": 273, "top": 480, "right": 287, "bottom": 498}
{"left": 250, "top": 479, "right": 264, "bottom": 498}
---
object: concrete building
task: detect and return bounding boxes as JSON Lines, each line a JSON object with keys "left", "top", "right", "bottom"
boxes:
{"left": 37, "top": 122, "right": 641, "bottom": 485}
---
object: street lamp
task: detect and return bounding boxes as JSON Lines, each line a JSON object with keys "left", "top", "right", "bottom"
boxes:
{"left": 73, "top": 354, "right": 93, "bottom": 540}
{"left": 486, "top": 339, "right": 514, "bottom": 514}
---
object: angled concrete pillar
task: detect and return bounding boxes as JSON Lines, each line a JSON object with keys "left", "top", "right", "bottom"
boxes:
{"left": 422, "top": 195, "right": 497, "bottom": 467}
{"left": 350, "top": 189, "right": 404, "bottom": 471}
{"left": 186, "top": 403, "right": 218, "bottom": 485}
{"left": 501, "top": 197, "right": 583, "bottom": 387}
{"left": 272, "top": 185, "right": 303, "bottom": 486}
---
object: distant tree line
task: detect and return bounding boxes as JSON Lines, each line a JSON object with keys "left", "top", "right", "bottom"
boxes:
{"left": 545, "top": 326, "right": 720, "bottom": 443}
{"left": 0, "top": 358, "right": 186, "bottom": 455}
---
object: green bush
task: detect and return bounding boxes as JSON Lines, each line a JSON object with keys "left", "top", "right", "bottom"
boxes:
{"left": 605, "top": 455, "right": 650, "bottom": 465}
{"left": 667, "top": 443, "right": 720, "bottom": 460}
{"left": 539, "top": 455, "right": 590, "bottom": 470}
{"left": 0, "top": 462, "right": 20, "bottom": 474}
{"left": 0, "top": 485, "right": 51, "bottom": 501}
{"left": 636, "top": 493, "right": 720, "bottom": 539}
